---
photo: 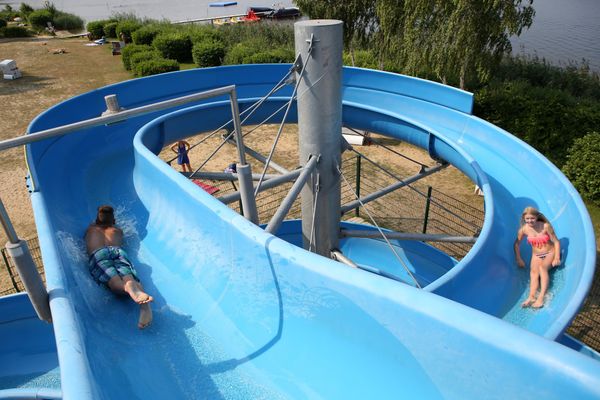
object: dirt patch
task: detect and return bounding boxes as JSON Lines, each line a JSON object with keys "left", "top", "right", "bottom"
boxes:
{"left": 0, "top": 37, "right": 130, "bottom": 241}
{"left": 0, "top": 37, "right": 130, "bottom": 292}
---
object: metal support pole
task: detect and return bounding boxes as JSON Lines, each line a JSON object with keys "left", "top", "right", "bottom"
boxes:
{"left": 186, "top": 171, "right": 281, "bottom": 181}
{"left": 423, "top": 186, "right": 433, "bottom": 234}
{"left": 236, "top": 164, "right": 259, "bottom": 224}
{"left": 0, "top": 197, "right": 19, "bottom": 244}
{"left": 266, "top": 155, "right": 319, "bottom": 234}
{"left": 225, "top": 138, "right": 289, "bottom": 174}
{"left": 331, "top": 249, "right": 358, "bottom": 268}
{"left": 229, "top": 88, "right": 259, "bottom": 224}
{"left": 340, "top": 229, "right": 478, "bottom": 244}
{"left": 0, "top": 85, "right": 240, "bottom": 152}
{"left": 295, "top": 20, "right": 343, "bottom": 257}
{"left": 0, "top": 197, "right": 51, "bottom": 322}
{"left": 340, "top": 164, "right": 447, "bottom": 215}
{"left": 218, "top": 168, "right": 302, "bottom": 204}
{"left": 355, "top": 154, "right": 361, "bottom": 217}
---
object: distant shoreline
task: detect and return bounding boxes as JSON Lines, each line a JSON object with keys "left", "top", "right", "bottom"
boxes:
{"left": 2, "top": 0, "right": 296, "bottom": 24}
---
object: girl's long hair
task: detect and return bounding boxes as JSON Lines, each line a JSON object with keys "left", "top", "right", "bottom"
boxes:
{"left": 520, "top": 206, "right": 549, "bottom": 225}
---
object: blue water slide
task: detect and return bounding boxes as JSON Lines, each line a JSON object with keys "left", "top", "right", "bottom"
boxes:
{"left": 19, "top": 65, "right": 598, "bottom": 398}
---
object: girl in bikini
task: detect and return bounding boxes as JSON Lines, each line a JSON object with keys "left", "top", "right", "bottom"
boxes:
{"left": 514, "top": 207, "right": 561, "bottom": 308}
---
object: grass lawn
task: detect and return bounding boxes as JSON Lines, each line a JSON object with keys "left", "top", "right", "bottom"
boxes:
{"left": 586, "top": 202, "right": 600, "bottom": 248}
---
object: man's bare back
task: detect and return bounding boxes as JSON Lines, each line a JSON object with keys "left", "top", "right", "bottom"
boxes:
{"left": 86, "top": 224, "right": 124, "bottom": 254}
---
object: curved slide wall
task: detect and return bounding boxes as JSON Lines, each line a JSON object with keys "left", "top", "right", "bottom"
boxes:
{"left": 25, "top": 65, "right": 598, "bottom": 399}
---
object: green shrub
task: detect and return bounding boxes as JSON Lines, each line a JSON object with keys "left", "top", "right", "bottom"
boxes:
{"left": 219, "top": 23, "right": 293, "bottom": 49}
{"left": 245, "top": 47, "right": 295, "bottom": 64}
{"left": 562, "top": 132, "right": 600, "bottom": 206}
{"left": 103, "top": 21, "right": 118, "bottom": 38}
{"left": 186, "top": 25, "right": 222, "bottom": 45}
{"left": 192, "top": 40, "right": 225, "bottom": 67}
{"left": 134, "top": 58, "right": 180, "bottom": 77}
{"left": 152, "top": 32, "right": 192, "bottom": 63}
{"left": 494, "top": 56, "right": 600, "bottom": 101}
{"left": 343, "top": 50, "right": 378, "bottom": 69}
{"left": 223, "top": 42, "right": 258, "bottom": 65}
{"left": 129, "top": 50, "right": 162, "bottom": 72}
{"left": 121, "top": 44, "right": 153, "bottom": 70}
{"left": 0, "top": 18, "right": 6, "bottom": 29}
{"left": 27, "top": 9, "right": 53, "bottom": 30}
{"left": 474, "top": 80, "right": 600, "bottom": 166}
{"left": 53, "top": 12, "right": 84, "bottom": 31}
{"left": 0, "top": 5, "right": 19, "bottom": 21}
{"left": 116, "top": 19, "right": 142, "bottom": 42}
{"left": 1, "top": 25, "right": 30, "bottom": 37}
{"left": 19, "top": 3, "right": 34, "bottom": 18}
{"left": 86, "top": 20, "right": 106, "bottom": 40}
{"left": 132, "top": 24, "right": 167, "bottom": 45}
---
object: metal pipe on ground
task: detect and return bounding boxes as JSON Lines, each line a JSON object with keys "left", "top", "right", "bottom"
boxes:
{"left": 340, "top": 163, "right": 448, "bottom": 215}
{"left": 340, "top": 229, "right": 478, "bottom": 244}
{"left": 218, "top": 168, "right": 302, "bottom": 204}
{"left": 226, "top": 138, "right": 289, "bottom": 174}
{"left": 185, "top": 171, "right": 281, "bottom": 181}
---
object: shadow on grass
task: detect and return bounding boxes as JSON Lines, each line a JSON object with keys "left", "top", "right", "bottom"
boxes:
{"left": 0, "top": 75, "right": 54, "bottom": 96}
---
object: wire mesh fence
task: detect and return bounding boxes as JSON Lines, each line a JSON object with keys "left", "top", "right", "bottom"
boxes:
{"left": 2, "top": 155, "right": 599, "bottom": 353}
{"left": 567, "top": 261, "right": 600, "bottom": 351}
{"left": 340, "top": 154, "right": 483, "bottom": 259}
{"left": 1, "top": 237, "right": 45, "bottom": 296}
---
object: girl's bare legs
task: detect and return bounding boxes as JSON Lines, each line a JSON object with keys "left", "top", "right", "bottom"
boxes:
{"left": 532, "top": 255, "right": 554, "bottom": 308}
{"left": 107, "top": 275, "right": 153, "bottom": 329}
{"left": 522, "top": 260, "right": 540, "bottom": 307}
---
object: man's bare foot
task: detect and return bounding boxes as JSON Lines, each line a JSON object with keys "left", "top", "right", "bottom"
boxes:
{"left": 521, "top": 297, "right": 536, "bottom": 307}
{"left": 125, "top": 281, "right": 154, "bottom": 304}
{"left": 138, "top": 303, "right": 152, "bottom": 329}
{"left": 532, "top": 299, "right": 544, "bottom": 308}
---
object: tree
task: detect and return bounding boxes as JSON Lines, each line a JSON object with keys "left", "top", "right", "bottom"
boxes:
{"left": 376, "top": 0, "right": 535, "bottom": 89}
{"left": 294, "top": 0, "right": 377, "bottom": 65}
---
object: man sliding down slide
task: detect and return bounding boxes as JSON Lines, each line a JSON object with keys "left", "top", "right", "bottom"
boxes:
{"left": 85, "top": 205, "right": 153, "bottom": 329}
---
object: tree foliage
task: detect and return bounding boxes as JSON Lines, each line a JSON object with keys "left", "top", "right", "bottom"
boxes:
{"left": 377, "top": 0, "right": 535, "bottom": 88}
{"left": 295, "top": 0, "right": 377, "bottom": 64}
{"left": 562, "top": 132, "right": 600, "bottom": 206}
{"left": 297, "top": 0, "right": 534, "bottom": 88}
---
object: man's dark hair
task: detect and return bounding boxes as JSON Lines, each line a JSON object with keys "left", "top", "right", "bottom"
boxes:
{"left": 96, "top": 205, "right": 115, "bottom": 227}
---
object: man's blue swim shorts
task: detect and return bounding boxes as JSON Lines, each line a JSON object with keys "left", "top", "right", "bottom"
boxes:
{"left": 88, "top": 246, "right": 139, "bottom": 285}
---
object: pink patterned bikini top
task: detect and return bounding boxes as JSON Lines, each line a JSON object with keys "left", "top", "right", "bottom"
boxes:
{"left": 527, "top": 234, "right": 550, "bottom": 248}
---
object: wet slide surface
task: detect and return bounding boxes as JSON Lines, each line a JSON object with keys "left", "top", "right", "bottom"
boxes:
{"left": 24, "top": 65, "right": 598, "bottom": 399}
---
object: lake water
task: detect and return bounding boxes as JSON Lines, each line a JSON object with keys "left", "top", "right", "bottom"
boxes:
{"left": 510, "top": 0, "right": 600, "bottom": 71}
{"left": 5, "top": 0, "right": 599, "bottom": 71}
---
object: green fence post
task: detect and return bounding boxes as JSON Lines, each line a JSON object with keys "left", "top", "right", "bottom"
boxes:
{"left": 355, "top": 154, "right": 361, "bottom": 217}
{"left": 1, "top": 248, "right": 19, "bottom": 292}
{"left": 422, "top": 186, "right": 433, "bottom": 233}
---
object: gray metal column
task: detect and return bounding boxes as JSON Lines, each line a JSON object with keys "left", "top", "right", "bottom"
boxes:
{"left": 0, "top": 197, "right": 51, "bottom": 322}
{"left": 229, "top": 88, "right": 259, "bottom": 224}
{"left": 294, "top": 20, "right": 343, "bottom": 257}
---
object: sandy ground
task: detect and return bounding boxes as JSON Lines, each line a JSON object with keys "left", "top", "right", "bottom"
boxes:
{"left": 0, "top": 36, "right": 130, "bottom": 244}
